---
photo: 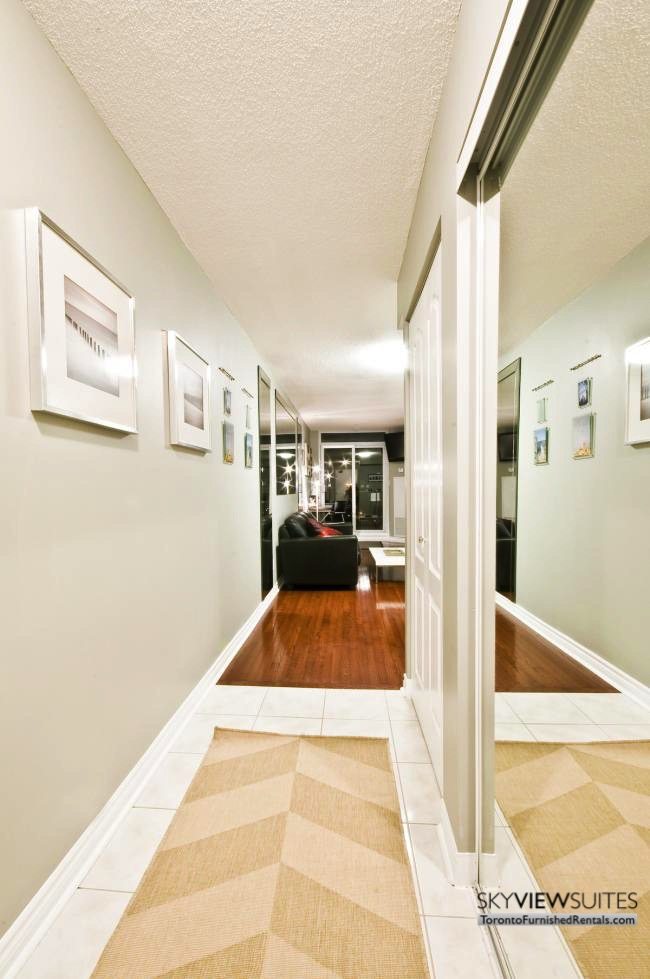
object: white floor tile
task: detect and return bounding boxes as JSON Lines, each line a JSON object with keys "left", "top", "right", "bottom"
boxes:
{"left": 15, "top": 888, "right": 130, "bottom": 979}
{"left": 564, "top": 692, "right": 650, "bottom": 725}
{"left": 172, "top": 714, "right": 254, "bottom": 752}
{"left": 503, "top": 693, "right": 592, "bottom": 724}
{"left": 391, "top": 720, "right": 431, "bottom": 763}
{"left": 81, "top": 807, "right": 173, "bottom": 892}
{"left": 493, "top": 826, "right": 537, "bottom": 892}
{"left": 494, "top": 803, "right": 506, "bottom": 827}
{"left": 497, "top": 918, "right": 582, "bottom": 978}
{"left": 196, "top": 684, "right": 267, "bottom": 715}
{"left": 492, "top": 828, "right": 582, "bottom": 978}
{"left": 494, "top": 694, "right": 520, "bottom": 723}
{"left": 323, "top": 689, "right": 388, "bottom": 719}
{"left": 592, "top": 723, "right": 650, "bottom": 740}
{"left": 398, "top": 763, "right": 441, "bottom": 823}
{"left": 259, "top": 686, "right": 325, "bottom": 718}
{"left": 134, "top": 752, "right": 203, "bottom": 809}
{"left": 495, "top": 722, "right": 536, "bottom": 741}
{"left": 527, "top": 723, "right": 604, "bottom": 743}
{"left": 253, "top": 715, "right": 322, "bottom": 735}
{"left": 425, "top": 915, "right": 499, "bottom": 979}
{"left": 385, "top": 690, "right": 418, "bottom": 720}
{"left": 321, "top": 718, "right": 390, "bottom": 738}
{"left": 410, "top": 825, "right": 476, "bottom": 917}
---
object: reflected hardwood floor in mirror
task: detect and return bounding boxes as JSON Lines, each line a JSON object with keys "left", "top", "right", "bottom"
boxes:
{"left": 220, "top": 549, "right": 405, "bottom": 689}
{"left": 495, "top": 605, "right": 616, "bottom": 693}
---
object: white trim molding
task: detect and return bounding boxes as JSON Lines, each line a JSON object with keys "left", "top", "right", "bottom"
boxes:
{"left": 0, "top": 585, "right": 279, "bottom": 979}
{"left": 438, "top": 799, "right": 477, "bottom": 887}
{"left": 496, "top": 593, "right": 650, "bottom": 711}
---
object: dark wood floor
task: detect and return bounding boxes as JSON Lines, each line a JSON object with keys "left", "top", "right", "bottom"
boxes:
{"left": 495, "top": 606, "right": 616, "bottom": 692}
{"left": 220, "top": 551, "right": 616, "bottom": 692}
{"left": 219, "top": 550, "right": 405, "bottom": 689}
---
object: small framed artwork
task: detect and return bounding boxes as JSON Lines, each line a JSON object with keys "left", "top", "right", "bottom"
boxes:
{"left": 223, "top": 387, "right": 232, "bottom": 416}
{"left": 577, "top": 377, "right": 592, "bottom": 407}
{"left": 245, "top": 403, "right": 252, "bottom": 430}
{"left": 536, "top": 398, "right": 548, "bottom": 423}
{"left": 24, "top": 208, "right": 137, "bottom": 432}
{"left": 625, "top": 336, "right": 650, "bottom": 444}
{"left": 222, "top": 420, "right": 235, "bottom": 464}
{"left": 166, "top": 332, "right": 211, "bottom": 451}
{"left": 533, "top": 427, "right": 549, "bottom": 465}
{"left": 572, "top": 413, "right": 595, "bottom": 459}
{"left": 244, "top": 432, "right": 253, "bottom": 468}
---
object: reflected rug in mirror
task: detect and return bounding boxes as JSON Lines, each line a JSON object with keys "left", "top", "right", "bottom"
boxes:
{"left": 496, "top": 739, "right": 650, "bottom": 979}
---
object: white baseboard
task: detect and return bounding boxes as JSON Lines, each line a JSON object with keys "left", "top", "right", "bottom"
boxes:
{"left": 402, "top": 675, "right": 477, "bottom": 886}
{"left": 438, "top": 799, "right": 477, "bottom": 886}
{"left": 496, "top": 593, "right": 650, "bottom": 711}
{"left": 0, "top": 585, "right": 278, "bottom": 979}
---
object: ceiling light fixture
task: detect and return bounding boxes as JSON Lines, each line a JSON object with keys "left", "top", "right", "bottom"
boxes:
{"left": 357, "top": 337, "right": 407, "bottom": 375}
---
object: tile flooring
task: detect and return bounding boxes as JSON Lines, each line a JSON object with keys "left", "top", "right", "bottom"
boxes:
{"left": 13, "top": 689, "right": 650, "bottom": 979}
{"left": 495, "top": 691, "right": 650, "bottom": 742}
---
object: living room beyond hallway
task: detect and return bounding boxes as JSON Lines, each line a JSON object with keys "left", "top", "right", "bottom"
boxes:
{"left": 220, "top": 549, "right": 405, "bottom": 688}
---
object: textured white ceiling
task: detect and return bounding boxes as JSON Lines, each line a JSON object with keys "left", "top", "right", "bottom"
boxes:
{"left": 500, "top": 0, "right": 650, "bottom": 353}
{"left": 23, "top": 0, "right": 461, "bottom": 431}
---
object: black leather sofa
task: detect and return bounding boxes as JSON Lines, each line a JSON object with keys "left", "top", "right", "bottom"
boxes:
{"left": 278, "top": 512, "right": 359, "bottom": 588}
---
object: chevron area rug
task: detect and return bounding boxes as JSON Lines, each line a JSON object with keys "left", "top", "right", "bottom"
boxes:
{"left": 495, "top": 739, "right": 650, "bottom": 979}
{"left": 92, "top": 729, "right": 429, "bottom": 978}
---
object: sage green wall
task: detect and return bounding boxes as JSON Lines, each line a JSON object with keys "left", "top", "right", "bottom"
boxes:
{"left": 0, "top": 0, "right": 267, "bottom": 934}
{"left": 501, "top": 236, "right": 650, "bottom": 686}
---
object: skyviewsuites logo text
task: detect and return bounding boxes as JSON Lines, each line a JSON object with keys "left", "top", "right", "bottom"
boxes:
{"left": 476, "top": 891, "right": 638, "bottom": 912}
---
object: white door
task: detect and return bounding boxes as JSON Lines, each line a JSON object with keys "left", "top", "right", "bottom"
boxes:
{"left": 409, "top": 248, "right": 443, "bottom": 782}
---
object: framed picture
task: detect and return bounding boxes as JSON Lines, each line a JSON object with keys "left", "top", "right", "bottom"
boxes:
{"left": 625, "top": 337, "right": 650, "bottom": 444}
{"left": 245, "top": 403, "right": 252, "bottom": 430}
{"left": 572, "top": 413, "right": 595, "bottom": 459}
{"left": 497, "top": 431, "right": 517, "bottom": 462}
{"left": 25, "top": 208, "right": 137, "bottom": 432}
{"left": 536, "top": 398, "right": 548, "bottom": 423}
{"left": 222, "top": 420, "right": 235, "bottom": 464}
{"left": 577, "top": 377, "right": 592, "bottom": 407}
{"left": 223, "top": 387, "right": 232, "bottom": 416}
{"left": 166, "top": 332, "right": 211, "bottom": 451}
{"left": 244, "top": 432, "right": 253, "bottom": 468}
{"left": 534, "top": 427, "right": 549, "bottom": 465}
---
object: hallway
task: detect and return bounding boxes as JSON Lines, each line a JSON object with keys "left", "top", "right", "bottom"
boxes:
{"left": 220, "top": 549, "right": 405, "bottom": 689}
{"left": 11, "top": 687, "right": 497, "bottom": 979}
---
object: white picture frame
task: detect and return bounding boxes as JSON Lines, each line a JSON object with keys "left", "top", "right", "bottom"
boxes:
{"left": 625, "top": 336, "right": 650, "bottom": 445}
{"left": 25, "top": 208, "right": 137, "bottom": 432}
{"left": 166, "top": 331, "right": 211, "bottom": 451}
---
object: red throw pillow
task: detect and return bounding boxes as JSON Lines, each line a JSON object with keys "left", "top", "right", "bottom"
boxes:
{"left": 313, "top": 525, "right": 343, "bottom": 537}
{"left": 303, "top": 514, "right": 343, "bottom": 537}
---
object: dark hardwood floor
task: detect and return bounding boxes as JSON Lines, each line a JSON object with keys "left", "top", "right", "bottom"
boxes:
{"left": 219, "top": 549, "right": 405, "bottom": 689}
{"left": 495, "top": 605, "right": 616, "bottom": 693}
{"left": 221, "top": 551, "right": 615, "bottom": 693}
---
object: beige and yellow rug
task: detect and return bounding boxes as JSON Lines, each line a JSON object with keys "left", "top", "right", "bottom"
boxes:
{"left": 496, "top": 739, "right": 650, "bottom": 979}
{"left": 92, "top": 729, "right": 428, "bottom": 978}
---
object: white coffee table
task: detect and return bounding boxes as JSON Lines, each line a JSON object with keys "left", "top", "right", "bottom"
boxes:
{"left": 368, "top": 546, "right": 406, "bottom": 582}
